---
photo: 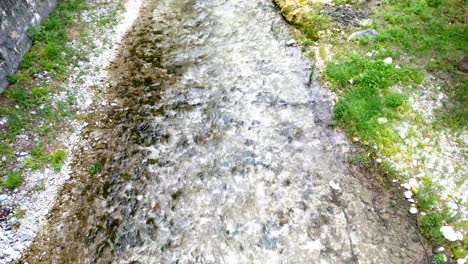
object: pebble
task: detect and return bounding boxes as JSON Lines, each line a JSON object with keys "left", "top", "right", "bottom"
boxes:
{"left": 401, "top": 183, "right": 411, "bottom": 190}
{"left": 433, "top": 246, "right": 444, "bottom": 254}
{"left": 404, "top": 191, "right": 413, "bottom": 199}
{"left": 329, "top": 180, "right": 341, "bottom": 191}
{"left": 440, "top": 226, "right": 463, "bottom": 241}
{"left": 377, "top": 117, "right": 387, "bottom": 124}
{"left": 408, "top": 178, "right": 419, "bottom": 188}
{"left": 383, "top": 57, "right": 393, "bottom": 64}
{"left": 409, "top": 207, "right": 418, "bottom": 214}
{"left": 286, "top": 39, "right": 296, "bottom": 46}
{"left": 0, "top": 194, "right": 8, "bottom": 202}
{"left": 394, "top": 65, "right": 400, "bottom": 69}
{"left": 458, "top": 258, "right": 467, "bottom": 264}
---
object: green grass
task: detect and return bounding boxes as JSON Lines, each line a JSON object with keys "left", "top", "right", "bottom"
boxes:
{"left": 419, "top": 212, "right": 444, "bottom": 245}
{"left": 432, "top": 253, "right": 445, "bottom": 264}
{"left": 22, "top": 0, "right": 86, "bottom": 76}
{"left": 316, "top": 0, "right": 467, "bottom": 257}
{"left": 3, "top": 171, "right": 23, "bottom": 189}
{"left": 415, "top": 176, "right": 440, "bottom": 211}
{"left": 89, "top": 162, "right": 102, "bottom": 176}
{"left": 325, "top": 54, "right": 419, "bottom": 148}
{"left": 47, "top": 150, "right": 67, "bottom": 172}
{"left": 376, "top": 0, "right": 466, "bottom": 72}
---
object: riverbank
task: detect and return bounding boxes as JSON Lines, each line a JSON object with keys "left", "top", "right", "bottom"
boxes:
{"left": 0, "top": 0, "right": 142, "bottom": 262}
{"left": 273, "top": 0, "right": 467, "bottom": 262}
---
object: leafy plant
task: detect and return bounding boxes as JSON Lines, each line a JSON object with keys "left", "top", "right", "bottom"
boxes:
{"left": 419, "top": 212, "right": 444, "bottom": 245}
{"left": 47, "top": 150, "right": 67, "bottom": 172}
{"left": 3, "top": 171, "right": 23, "bottom": 189}
{"left": 432, "top": 253, "right": 445, "bottom": 264}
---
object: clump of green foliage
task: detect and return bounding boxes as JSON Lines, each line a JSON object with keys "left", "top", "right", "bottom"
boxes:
{"left": 0, "top": 0, "right": 86, "bottom": 173}
{"left": 23, "top": 0, "right": 86, "bottom": 75}
{"left": 89, "top": 162, "right": 102, "bottom": 176}
{"left": 325, "top": 54, "right": 420, "bottom": 150}
{"left": 2, "top": 171, "right": 23, "bottom": 189}
{"left": 375, "top": 0, "right": 467, "bottom": 130}
{"left": 415, "top": 176, "right": 440, "bottom": 211}
{"left": 47, "top": 150, "right": 67, "bottom": 172}
{"left": 432, "top": 253, "right": 445, "bottom": 264}
{"left": 419, "top": 212, "right": 444, "bottom": 245}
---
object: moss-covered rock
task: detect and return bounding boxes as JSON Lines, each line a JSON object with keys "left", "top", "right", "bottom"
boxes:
{"left": 273, "top": 0, "right": 329, "bottom": 40}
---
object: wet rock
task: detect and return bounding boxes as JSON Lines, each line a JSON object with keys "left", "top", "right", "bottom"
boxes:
{"left": 348, "top": 29, "right": 378, "bottom": 41}
{"left": 458, "top": 55, "right": 468, "bottom": 73}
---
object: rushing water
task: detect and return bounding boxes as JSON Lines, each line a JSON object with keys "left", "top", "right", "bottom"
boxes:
{"left": 23, "top": 0, "right": 428, "bottom": 263}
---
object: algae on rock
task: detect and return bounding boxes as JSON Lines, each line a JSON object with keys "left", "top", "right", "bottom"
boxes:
{"left": 273, "top": 0, "right": 329, "bottom": 40}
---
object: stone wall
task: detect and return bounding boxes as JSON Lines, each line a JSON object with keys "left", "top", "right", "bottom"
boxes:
{"left": 0, "top": 0, "right": 56, "bottom": 92}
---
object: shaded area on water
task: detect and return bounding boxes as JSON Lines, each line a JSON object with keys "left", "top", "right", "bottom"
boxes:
{"left": 22, "top": 0, "right": 429, "bottom": 263}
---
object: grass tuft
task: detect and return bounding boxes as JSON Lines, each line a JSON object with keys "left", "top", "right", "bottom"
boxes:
{"left": 3, "top": 171, "right": 23, "bottom": 189}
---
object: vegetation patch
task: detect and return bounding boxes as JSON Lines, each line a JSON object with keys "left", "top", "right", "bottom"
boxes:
{"left": 0, "top": 0, "right": 88, "bottom": 188}
{"left": 277, "top": 0, "right": 467, "bottom": 260}
{"left": 2, "top": 171, "right": 23, "bottom": 189}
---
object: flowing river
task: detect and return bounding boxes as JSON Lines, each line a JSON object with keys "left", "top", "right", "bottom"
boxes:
{"left": 22, "top": 0, "right": 428, "bottom": 263}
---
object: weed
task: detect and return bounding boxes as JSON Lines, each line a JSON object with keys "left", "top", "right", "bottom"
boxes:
{"left": 24, "top": 157, "right": 41, "bottom": 170}
{"left": 3, "top": 171, "right": 23, "bottom": 189}
{"left": 384, "top": 92, "right": 407, "bottom": 108}
{"left": 432, "top": 253, "right": 445, "bottom": 264}
{"left": 30, "top": 86, "right": 50, "bottom": 105}
{"left": 347, "top": 151, "right": 370, "bottom": 167}
{"left": 47, "top": 150, "right": 67, "bottom": 172}
{"left": 419, "top": 212, "right": 444, "bottom": 245}
{"left": 416, "top": 176, "right": 440, "bottom": 211}
{"left": 89, "top": 162, "right": 102, "bottom": 176}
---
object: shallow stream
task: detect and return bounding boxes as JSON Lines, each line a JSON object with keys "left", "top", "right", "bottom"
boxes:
{"left": 23, "top": 0, "right": 428, "bottom": 263}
